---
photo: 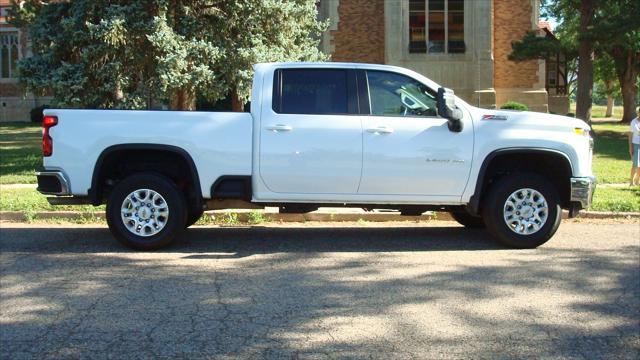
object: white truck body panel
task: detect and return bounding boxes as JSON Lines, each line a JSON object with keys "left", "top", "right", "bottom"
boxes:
{"left": 43, "top": 61, "right": 593, "bottom": 207}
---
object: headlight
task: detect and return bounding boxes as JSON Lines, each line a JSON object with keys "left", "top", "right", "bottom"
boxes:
{"left": 574, "top": 127, "right": 590, "bottom": 137}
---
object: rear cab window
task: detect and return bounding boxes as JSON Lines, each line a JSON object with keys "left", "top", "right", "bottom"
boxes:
{"left": 272, "top": 69, "right": 358, "bottom": 115}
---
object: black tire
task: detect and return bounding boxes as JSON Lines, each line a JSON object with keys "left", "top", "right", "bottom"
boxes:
{"left": 106, "top": 173, "right": 187, "bottom": 250}
{"left": 450, "top": 210, "right": 485, "bottom": 228}
{"left": 185, "top": 209, "right": 204, "bottom": 228}
{"left": 483, "top": 173, "right": 562, "bottom": 249}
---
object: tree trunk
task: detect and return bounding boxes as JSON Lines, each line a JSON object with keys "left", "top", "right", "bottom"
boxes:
{"left": 170, "top": 87, "right": 196, "bottom": 110}
{"left": 575, "top": 0, "right": 595, "bottom": 124}
{"left": 605, "top": 96, "right": 614, "bottom": 118}
{"left": 614, "top": 50, "right": 638, "bottom": 123}
{"left": 231, "top": 87, "right": 244, "bottom": 112}
{"left": 604, "top": 79, "right": 614, "bottom": 117}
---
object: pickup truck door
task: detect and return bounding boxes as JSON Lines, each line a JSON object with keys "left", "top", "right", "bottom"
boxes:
{"left": 358, "top": 70, "right": 473, "bottom": 197}
{"left": 258, "top": 68, "right": 363, "bottom": 194}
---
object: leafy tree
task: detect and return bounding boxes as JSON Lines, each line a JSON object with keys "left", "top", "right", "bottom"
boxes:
{"left": 534, "top": 0, "right": 596, "bottom": 123}
{"left": 593, "top": 53, "right": 620, "bottom": 116}
{"left": 9, "top": 0, "right": 327, "bottom": 111}
{"left": 201, "top": 0, "right": 328, "bottom": 110}
{"left": 593, "top": 0, "right": 640, "bottom": 123}
{"left": 511, "top": 0, "right": 640, "bottom": 123}
{"left": 509, "top": 30, "right": 578, "bottom": 98}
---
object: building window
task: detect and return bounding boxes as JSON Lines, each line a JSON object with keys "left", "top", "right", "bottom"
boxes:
{"left": 409, "top": 0, "right": 465, "bottom": 54}
{"left": 548, "top": 70, "right": 557, "bottom": 87}
{"left": 0, "top": 7, "right": 12, "bottom": 24}
{"left": 1, "top": 32, "right": 20, "bottom": 78}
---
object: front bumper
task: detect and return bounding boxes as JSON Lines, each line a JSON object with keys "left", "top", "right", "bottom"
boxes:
{"left": 36, "top": 169, "right": 70, "bottom": 196}
{"left": 570, "top": 176, "right": 596, "bottom": 209}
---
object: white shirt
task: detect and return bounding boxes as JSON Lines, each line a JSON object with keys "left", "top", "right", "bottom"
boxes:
{"left": 631, "top": 117, "right": 640, "bottom": 144}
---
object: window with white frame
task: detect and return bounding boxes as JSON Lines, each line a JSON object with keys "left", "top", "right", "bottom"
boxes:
{"left": 0, "top": 7, "right": 11, "bottom": 23}
{"left": 409, "top": 0, "right": 465, "bottom": 54}
{"left": 1, "top": 32, "right": 20, "bottom": 78}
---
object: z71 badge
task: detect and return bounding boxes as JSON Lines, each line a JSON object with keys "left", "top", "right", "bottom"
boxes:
{"left": 482, "top": 114, "right": 508, "bottom": 121}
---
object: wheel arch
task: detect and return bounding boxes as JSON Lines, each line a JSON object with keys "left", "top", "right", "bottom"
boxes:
{"left": 89, "top": 144, "right": 202, "bottom": 212}
{"left": 468, "top": 148, "right": 573, "bottom": 215}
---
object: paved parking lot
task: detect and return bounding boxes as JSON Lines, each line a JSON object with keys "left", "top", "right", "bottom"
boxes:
{"left": 1, "top": 220, "right": 639, "bottom": 359}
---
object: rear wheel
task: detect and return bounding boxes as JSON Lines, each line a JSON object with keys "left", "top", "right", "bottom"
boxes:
{"left": 483, "top": 173, "right": 562, "bottom": 248}
{"left": 106, "top": 173, "right": 187, "bottom": 250}
{"left": 450, "top": 210, "right": 485, "bottom": 228}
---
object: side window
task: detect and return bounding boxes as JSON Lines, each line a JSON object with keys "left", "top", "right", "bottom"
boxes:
{"left": 273, "top": 69, "right": 348, "bottom": 115}
{"left": 366, "top": 70, "right": 438, "bottom": 117}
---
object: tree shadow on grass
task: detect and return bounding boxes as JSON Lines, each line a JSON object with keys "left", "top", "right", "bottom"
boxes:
{"left": 593, "top": 129, "right": 630, "bottom": 161}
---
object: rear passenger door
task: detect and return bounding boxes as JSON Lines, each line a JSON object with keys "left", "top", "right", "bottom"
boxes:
{"left": 258, "top": 68, "right": 363, "bottom": 194}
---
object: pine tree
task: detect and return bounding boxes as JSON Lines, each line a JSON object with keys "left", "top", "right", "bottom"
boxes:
{"left": 10, "top": 0, "right": 328, "bottom": 111}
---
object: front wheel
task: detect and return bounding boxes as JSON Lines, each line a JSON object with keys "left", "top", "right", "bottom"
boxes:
{"left": 483, "top": 173, "right": 562, "bottom": 248}
{"left": 106, "top": 173, "right": 187, "bottom": 250}
{"left": 185, "top": 209, "right": 204, "bottom": 228}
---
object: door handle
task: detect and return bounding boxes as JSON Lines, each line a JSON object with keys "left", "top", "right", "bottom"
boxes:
{"left": 367, "top": 126, "right": 394, "bottom": 134}
{"left": 266, "top": 124, "right": 293, "bottom": 132}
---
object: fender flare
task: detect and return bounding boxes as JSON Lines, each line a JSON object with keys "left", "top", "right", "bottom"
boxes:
{"left": 467, "top": 147, "right": 573, "bottom": 215}
{"left": 88, "top": 144, "right": 202, "bottom": 210}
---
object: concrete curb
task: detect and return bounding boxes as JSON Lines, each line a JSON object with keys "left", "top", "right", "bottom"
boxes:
{"left": 0, "top": 210, "right": 450, "bottom": 223}
{"left": 0, "top": 210, "right": 638, "bottom": 223}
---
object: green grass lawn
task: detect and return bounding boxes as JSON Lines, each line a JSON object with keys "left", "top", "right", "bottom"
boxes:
{"left": 591, "top": 121, "right": 632, "bottom": 184}
{"left": 591, "top": 187, "right": 640, "bottom": 212}
{"left": 0, "top": 187, "right": 104, "bottom": 212}
{"left": 570, "top": 103, "right": 625, "bottom": 119}
{"left": 0, "top": 122, "right": 41, "bottom": 184}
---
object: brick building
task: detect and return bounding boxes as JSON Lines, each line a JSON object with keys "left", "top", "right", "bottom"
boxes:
{"left": 318, "top": 0, "right": 568, "bottom": 113}
{"left": 0, "top": 1, "right": 51, "bottom": 122}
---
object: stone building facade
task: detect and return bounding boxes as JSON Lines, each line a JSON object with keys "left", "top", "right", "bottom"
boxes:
{"left": 318, "top": 0, "right": 562, "bottom": 113}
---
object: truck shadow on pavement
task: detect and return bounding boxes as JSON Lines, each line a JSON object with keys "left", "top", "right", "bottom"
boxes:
{"left": 0, "top": 225, "right": 503, "bottom": 255}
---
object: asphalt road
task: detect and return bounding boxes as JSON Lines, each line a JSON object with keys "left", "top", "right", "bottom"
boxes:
{"left": 1, "top": 220, "right": 639, "bottom": 359}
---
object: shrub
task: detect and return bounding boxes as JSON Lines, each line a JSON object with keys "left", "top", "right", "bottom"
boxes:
{"left": 30, "top": 105, "right": 49, "bottom": 123}
{"left": 566, "top": 112, "right": 575, "bottom": 117}
{"left": 500, "top": 101, "right": 529, "bottom": 111}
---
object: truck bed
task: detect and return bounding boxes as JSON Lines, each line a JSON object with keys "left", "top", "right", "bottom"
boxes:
{"left": 43, "top": 109, "right": 253, "bottom": 198}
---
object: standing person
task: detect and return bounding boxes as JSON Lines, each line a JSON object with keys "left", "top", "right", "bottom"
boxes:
{"left": 630, "top": 107, "right": 640, "bottom": 186}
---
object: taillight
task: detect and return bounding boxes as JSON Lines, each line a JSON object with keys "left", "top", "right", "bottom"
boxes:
{"left": 42, "top": 115, "right": 58, "bottom": 157}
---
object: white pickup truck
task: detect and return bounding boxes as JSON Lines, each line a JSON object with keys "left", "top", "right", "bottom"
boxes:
{"left": 37, "top": 62, "right": 595, "bottom": 250}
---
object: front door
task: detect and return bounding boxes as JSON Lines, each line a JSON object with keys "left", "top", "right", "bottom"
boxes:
{"left": 358, "top": 70, "right": 473, "bottom": 197}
